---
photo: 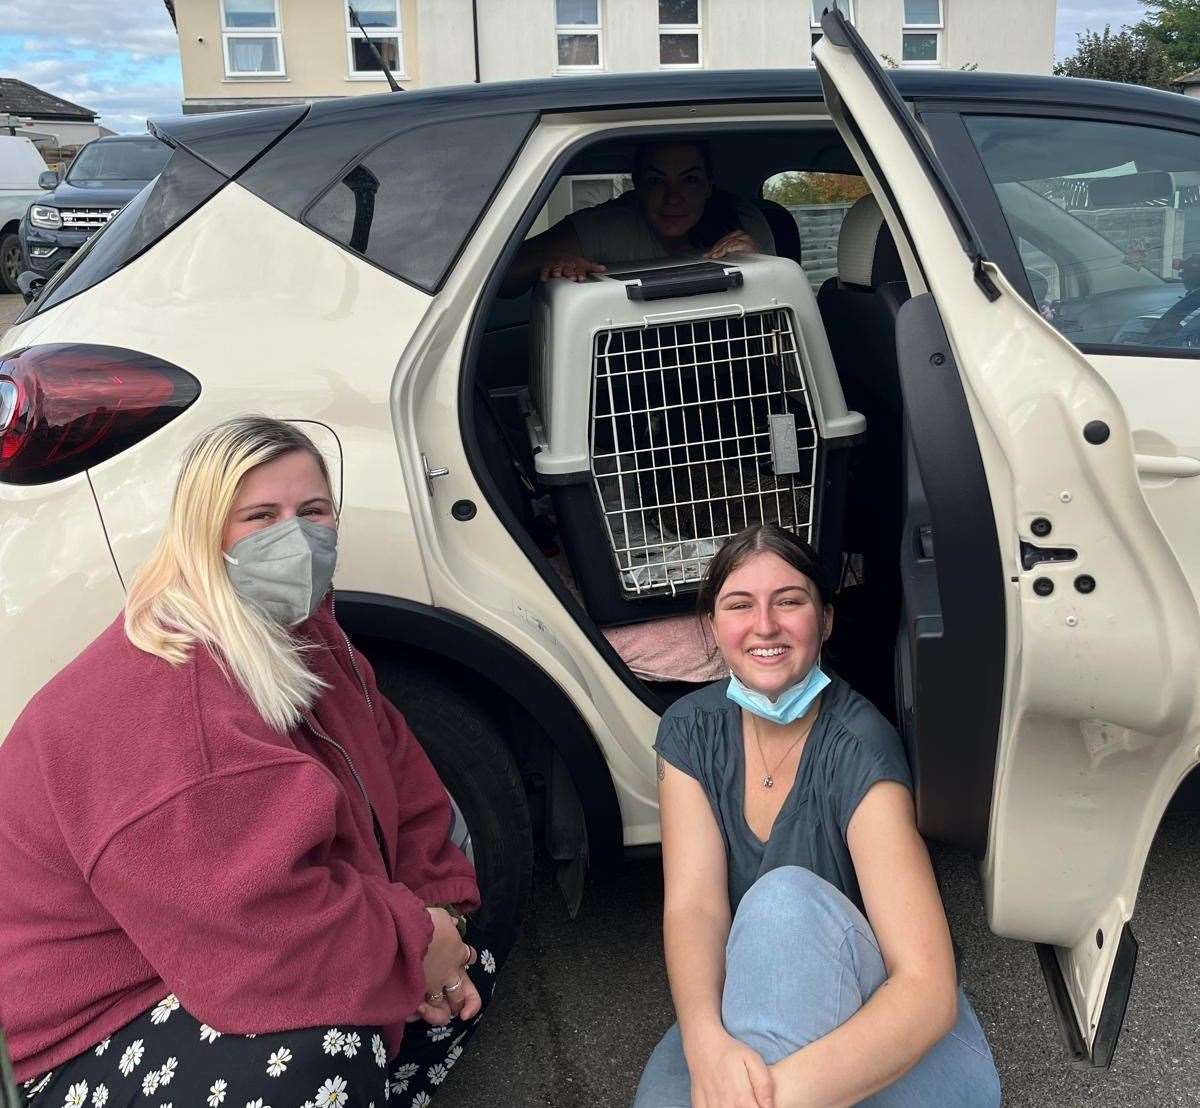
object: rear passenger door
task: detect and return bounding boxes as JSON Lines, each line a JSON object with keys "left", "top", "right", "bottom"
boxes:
{"left": 815, "top": 11, "right": 1200, "bottom": 1068}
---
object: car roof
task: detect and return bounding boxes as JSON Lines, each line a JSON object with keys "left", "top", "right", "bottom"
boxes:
{"left": 303, "top": 67, "right": 1200, "bottom": 123}
{"left": 85, "top": 134, "right": 161, "bottom": 145}
{"left": 158, "top": 68, "right": 1200, "bottom": 146}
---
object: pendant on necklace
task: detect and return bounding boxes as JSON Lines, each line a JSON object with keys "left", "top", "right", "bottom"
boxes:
{"left": 762, "top": 774, "right": 774, "bottom": 789}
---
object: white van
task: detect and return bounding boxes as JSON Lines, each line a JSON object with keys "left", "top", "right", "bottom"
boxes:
{"left": 0, "top": 135, "right": 50, "bottom": 295}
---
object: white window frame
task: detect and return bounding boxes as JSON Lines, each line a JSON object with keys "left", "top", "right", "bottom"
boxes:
{"left": 810, "top": 0, "right": 854, "bottom": 29}
{"left": 658, "top": 1, "right": 703, "bottom": 70}
{"left": 901, "top": 0, "right": 943, "bottom": 67}
{"left": 220, "top": 0, "right": 285, "bottom": 79}
{"left": 554, "top": 0, "right": 604, "bottom": 73}
{"left": 345, "top": 1, "right": 406, "bottom": 81}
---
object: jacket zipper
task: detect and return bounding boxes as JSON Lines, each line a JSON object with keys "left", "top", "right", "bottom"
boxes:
{"left": 303, "top": 593, "right": 389, "bottom": 868}
{"left": 330, "top": 592, "right": 374, "bottom": 715}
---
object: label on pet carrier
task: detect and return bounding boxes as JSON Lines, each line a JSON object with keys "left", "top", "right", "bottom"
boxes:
{"left": 768, "top": 414, "right": 802, "bottom": 475}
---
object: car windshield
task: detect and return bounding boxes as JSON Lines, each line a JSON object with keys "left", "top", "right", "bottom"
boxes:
{"left": 965, "top": 114, "right": 1200, "bottom": 351}
{"left": 66, "top": 140, "right": 170, "bottom": 184}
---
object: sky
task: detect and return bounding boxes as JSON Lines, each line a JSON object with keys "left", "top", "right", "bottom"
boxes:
{"left": 0, "top": 1, "right": 1155, "bottom": 135}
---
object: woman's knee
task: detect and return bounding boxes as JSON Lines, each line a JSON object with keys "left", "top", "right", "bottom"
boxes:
{"left": 731, "top": 866, "right": 874, "bottom": 957}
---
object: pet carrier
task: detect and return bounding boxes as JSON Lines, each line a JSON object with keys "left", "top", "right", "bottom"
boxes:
{"left": 524, "top": 254, "right": 864, "bottom": 625}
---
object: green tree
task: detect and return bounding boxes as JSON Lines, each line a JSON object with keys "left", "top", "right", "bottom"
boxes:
{"left": 1135, "top": 0, "right": 1200, "bottom": 75}
{"left": 763, "top": 172, "right": 870, "bottom": 206}
{"left": 1053, "top": 24, "right": 1178, "bottom": 89}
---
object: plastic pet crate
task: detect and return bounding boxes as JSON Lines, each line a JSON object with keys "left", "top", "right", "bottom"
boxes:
{"left": 524, "top": 255, "right": 864, "bottom": 624}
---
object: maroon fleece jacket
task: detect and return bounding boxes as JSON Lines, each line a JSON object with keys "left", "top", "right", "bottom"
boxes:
{"left": 0, "top": 598, "right": 479, "bottom": 1081}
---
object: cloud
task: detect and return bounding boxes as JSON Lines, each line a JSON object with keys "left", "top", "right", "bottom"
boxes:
{"left": 0, "top": 1, "right": 178, "bottom": 59}
{"left": 1055, "top": 2, "right": 1147, "bottom": 60}
{"left": 0, "top": 0, "right": 181, "bottom": 132}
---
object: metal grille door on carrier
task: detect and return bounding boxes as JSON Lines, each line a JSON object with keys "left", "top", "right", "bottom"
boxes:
{"left": 590, "top": 308, "right": 817, "bottom": 598}
{"left": 524, "top": 254, "right": 864, "bottom": 625}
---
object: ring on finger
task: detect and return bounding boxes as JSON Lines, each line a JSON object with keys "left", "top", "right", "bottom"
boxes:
{"left": 445, "top": 977, "right": 464, "bottom": 994}
{"left": 461, "top": 944, "right": 477, "bottom": 967}
{"left": 426, "top": 991, "right": 444, "bottom": 1003}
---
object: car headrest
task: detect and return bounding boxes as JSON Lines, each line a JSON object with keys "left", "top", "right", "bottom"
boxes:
{"left": 837, "top": 194, "right": 904, "bottom": 289}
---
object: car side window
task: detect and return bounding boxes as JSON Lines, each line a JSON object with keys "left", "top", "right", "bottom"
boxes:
{"left": 761, "top": 171, "right": 871, "bottom": 290}
{"left": 964, "top": 114, "right": 1200, "bottom": 355}
{"left": 303, "top": 113, "right": 535, "bottom": 294}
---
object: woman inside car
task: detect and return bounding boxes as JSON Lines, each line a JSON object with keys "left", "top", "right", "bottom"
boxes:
{"left": 500, "top": 139, "right": 775, "bottom": 295}
{"left": 634, "top": 524, "right": 1000, "bottom": 1108}
{"left": 0, "top": 416, "right": 497, "bottom": 1108}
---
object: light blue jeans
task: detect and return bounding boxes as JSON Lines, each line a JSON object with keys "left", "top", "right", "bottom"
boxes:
{"left": 634, "top": 866, "right": 1001, "bottom": 1107}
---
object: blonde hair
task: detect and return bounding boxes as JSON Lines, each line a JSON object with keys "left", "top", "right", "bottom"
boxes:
{"left": 125, "top": 416, "right": 334, "bottom": 732}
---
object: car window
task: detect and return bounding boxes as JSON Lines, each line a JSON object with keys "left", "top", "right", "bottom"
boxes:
{"left": 19, "top": 147, "right": 226, "bottom": 321}
{"left": 303, "top": 113, "right": 535, "bottom": 294}
{"left": 761, "top": 171, "right": 870, "bottom": 290}
{"left": 525, "top": 172, "right": 633, "bottom": 240}
{"left": 67, "top": 140, "right": 171, "bottom": 184}
{"left": 964, "top": 115, "right": 1200, "bottom": 354}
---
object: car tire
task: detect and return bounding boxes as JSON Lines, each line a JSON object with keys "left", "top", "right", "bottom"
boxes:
{"left": 370, "top": 658, "right": 533, "bottom": 961}
{"left": 0, "top": 232, "right": 23, "bottom": 295}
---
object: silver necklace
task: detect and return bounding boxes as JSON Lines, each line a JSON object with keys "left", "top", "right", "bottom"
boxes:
{"left": 749, "top": 713, "right": 811, "bottom": 789}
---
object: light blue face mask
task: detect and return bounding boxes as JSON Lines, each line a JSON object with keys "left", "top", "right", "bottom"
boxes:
{"left": 726, "top": 664, "right": 830, "bottom": 725}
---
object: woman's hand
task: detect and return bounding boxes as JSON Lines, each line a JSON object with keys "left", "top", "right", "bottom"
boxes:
{"left": 414, "top": 963, "right": 483, "bottom": 1026}
{"left": 704, "top": 230, "right": 759, "bottom": 260}
{"left": 419, "top": 908, "right": 477, "bottom": 1024}
{"left": 540, "top": 256, "right": 608, "bottom": 282}
{"left": 687, "top": 1030, "right": 775, "bottom": 1108}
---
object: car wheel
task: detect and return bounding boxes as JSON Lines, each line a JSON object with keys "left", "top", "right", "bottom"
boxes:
{"left": 0, "top": 233, "right": 23, "bottom": 295}
{"left": 371, "top": 659, "right": 533, "bottom": 961}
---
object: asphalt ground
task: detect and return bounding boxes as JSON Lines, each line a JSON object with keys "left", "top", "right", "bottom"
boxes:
{"left": 0, "top": 293, "right": 23, "bottom": 329}
{"left": 6, "top": 290, "right": 1197, "bottom": 1106}
{"left": 440, "top": 814, "right": 1200, "bottom": 1107}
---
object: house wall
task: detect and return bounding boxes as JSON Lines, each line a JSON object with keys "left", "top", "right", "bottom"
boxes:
{"left": 174, "top": 0, "right": 1058, "bottom": 111}
{"left": 176, "top": 0, "right": 419, "bottom": 109}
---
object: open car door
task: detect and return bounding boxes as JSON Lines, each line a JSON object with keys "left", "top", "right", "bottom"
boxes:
{"left": 814, "top": 10, "right": 1200, "bottom": 1067}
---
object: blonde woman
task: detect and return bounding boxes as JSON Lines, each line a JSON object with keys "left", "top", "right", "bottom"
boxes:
{"left": 0, "top": 417, "right": 496, "bottom": 1108}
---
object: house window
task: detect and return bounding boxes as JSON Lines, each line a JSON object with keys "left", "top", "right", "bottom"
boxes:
{"left": 902, "top": 0, "right": 943, "bottom": 65}
{"left": 659, "top": 0, "right": 702, "bottom": 67}
{"left": 810, "top": 1, "right": 852, "bottom": 50}
{"left": 220, "top": 0, "right": 284, "bottom": 77}
{"left": 555, "top": 0, "right": 603, "bottom": 71}
{"left": 346, "top": 0, "right": 404, "bottom": 79}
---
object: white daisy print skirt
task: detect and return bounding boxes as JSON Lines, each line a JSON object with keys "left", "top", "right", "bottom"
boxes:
{"left": 20, "top": 936, "right": 501, "bottom": 1108}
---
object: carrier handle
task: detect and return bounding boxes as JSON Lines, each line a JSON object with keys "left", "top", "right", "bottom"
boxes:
{"left": 641, "top": 303, "right": 746, "bottom": 327}
{"left": 624, "top": 264, "right": 744, "bottom": 303}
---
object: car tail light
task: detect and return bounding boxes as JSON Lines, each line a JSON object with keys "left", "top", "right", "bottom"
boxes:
{"left": 0, "top": 344, "right": 200, "bottom": 486}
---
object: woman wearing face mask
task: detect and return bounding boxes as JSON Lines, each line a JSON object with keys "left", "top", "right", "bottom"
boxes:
{"left": 500, "top": 140, "right": 775, "bottom": 296}
{"left": 0, "top": 417, "right": 496, "bottom": 1108}
{"left": 633, "top": 525, "right": 1000, "bottom": 1108}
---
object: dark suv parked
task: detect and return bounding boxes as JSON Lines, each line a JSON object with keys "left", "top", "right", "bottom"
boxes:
{"left": 19, "top": 134, "right": 170, "bottom": 279}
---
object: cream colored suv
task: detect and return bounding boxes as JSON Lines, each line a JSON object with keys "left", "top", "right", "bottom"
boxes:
{"left": 4, "top": 13, "right": 1200, "bottom": 1065}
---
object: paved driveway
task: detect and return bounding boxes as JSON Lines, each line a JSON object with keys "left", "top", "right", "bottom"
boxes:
{"left": 0, "top": 293, "right": 23, "bottom": 330}
{"left": 441, "top": 814, "right": 1200, "bottom": 1107}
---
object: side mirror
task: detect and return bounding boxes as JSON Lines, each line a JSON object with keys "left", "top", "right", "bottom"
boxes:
{"left": 17, "top": 270, "right": 46, "bottom": 305}
{"left": 37, "top": 170, "right": 59, "bottom": 190}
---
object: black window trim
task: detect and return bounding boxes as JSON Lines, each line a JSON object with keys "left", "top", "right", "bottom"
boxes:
{"left": 931, "top": 104, "right": 1200, "bottom": 361}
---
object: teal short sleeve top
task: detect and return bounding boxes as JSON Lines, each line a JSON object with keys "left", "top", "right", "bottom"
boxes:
{"left": 653, "top": 675, "right": 913, "bottom": 914}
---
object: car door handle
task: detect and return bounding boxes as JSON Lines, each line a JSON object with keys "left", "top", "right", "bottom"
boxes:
{"left": 1135, "top": 453, "right": 1200, "bottom": 478}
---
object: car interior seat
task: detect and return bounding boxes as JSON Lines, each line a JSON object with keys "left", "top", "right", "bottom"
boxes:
{"left": 752, "top": 196, "right": 804, "bottom": 266}
{"left": 816, "top": 194, "right": 911, "bottom": 717}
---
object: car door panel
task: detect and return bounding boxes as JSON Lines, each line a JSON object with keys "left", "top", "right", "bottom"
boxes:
{"left": 816, "top": 10, "right": 1200, "bottom": 1064}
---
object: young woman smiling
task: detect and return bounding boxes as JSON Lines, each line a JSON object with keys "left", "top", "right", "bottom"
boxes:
{"left": 633, "top": 525, "right": 1000, "bottom": 1108}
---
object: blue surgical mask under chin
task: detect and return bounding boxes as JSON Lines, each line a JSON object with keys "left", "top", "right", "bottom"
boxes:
{"left": 726, "top": 664, "right": 830, "bottom": 725}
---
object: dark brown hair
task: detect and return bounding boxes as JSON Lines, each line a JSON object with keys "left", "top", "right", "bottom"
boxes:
{"left": 697, "top": 524, "right": 830, "bottom": 618}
